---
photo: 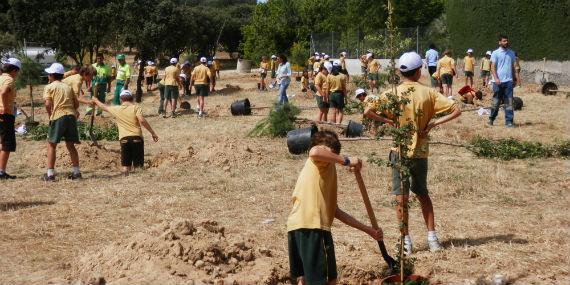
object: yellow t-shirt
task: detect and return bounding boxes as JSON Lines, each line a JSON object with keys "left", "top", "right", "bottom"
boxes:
{"left": 464, "top": 56, "right": 475, "bottom": 72}
{"left": 107, "top": 104, "right": 143, "bottom": 140}
{"left": 286, "top": 153, "right": 337, "bottom": 232}
{"left": 368, "top": 59, "right": 380, "bottom": 73}
{"left": 260, "top": 61, "right": 270, "bottom": 71}
{"left": 43, "top": 81, "right": 76, "bottom": 121}
{"left": 62, "top": 74, "right": 84, "bottom": 97}
{"left": 327, "top": 74, "right": 346, "bottom": 92}
{"left": 144, "top": 66, "right": 153, "bottom": 77}
{"left": 63, "top": 70, "right": 77, "bottom": 79}
{"left": 437, "top": 56, "right": 455, "bottom": 75}
{"left": 340, "top": 57, "right": 346, "bottom": 70}
{"left": 314, "top": 72, "right": 328, "bottom": 96}
{"left": 191, "top": 64, "right": 212, "bottom": 85}
{"left": 213, "top": 60, "right": 220, "bottom": 71}
{"left": 481, "top": 57, "right": 491, "bottom": 71}
{"left": 0, "top": 74, "right": 16, "bottom": 115}
{"left": 373, "top": 81, "right": 456, "bottom": 158}
{"left": 163, "top": 65, "right": 179, "bottom": 86}
{"left": 301, "top": 76, "right": 308, "bottom": 87}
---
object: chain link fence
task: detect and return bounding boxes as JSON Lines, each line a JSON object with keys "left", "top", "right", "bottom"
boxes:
{"left": 310, "top": 27, "right": 438, "bottom": 59}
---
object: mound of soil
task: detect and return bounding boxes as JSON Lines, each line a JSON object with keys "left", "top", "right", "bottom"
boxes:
{"left": 27, "top": 143, "right": 119, "bottom": 170}
{"left": 147, "top": 137, "right": 272, "bottom": 170}
{"left": 75, "top": 219, "right": 289, "bottom": 284}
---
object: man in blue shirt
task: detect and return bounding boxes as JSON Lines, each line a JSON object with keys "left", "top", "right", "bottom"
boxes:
{"left": 489, "top": 35, "right": 520, "bottom": 128}
{"left": 425, "top": 44, "right": 439, "bottom": 87}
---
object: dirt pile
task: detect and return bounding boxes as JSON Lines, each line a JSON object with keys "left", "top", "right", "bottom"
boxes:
{"left": 75, "top": 219, "right": 288, "bottom": 284}
{"left": 148, "top": 137, "right": 272, "bottom": 169}
{"left": 26, "top": 143, "right": 119, "bottom": 170}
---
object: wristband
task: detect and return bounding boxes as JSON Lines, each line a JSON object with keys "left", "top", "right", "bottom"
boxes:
{"left": 342, "top": 156, "right": 350, "bottom": 166}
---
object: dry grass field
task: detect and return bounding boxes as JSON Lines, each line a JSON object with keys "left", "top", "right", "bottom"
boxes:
{"left": 0, "top": 70, "right": 568, "bottom": 285}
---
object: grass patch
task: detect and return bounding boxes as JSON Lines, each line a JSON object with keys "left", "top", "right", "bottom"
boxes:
{"left": 468, "top": 136, "right": 570, "bottom": 160}
{"left": 26, "top": 122, "right": 119, "bottom": 141}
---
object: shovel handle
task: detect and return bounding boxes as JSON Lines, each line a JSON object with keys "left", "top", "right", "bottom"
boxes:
{"left": 355, "top": 171, "right": 397, "bottom": 269}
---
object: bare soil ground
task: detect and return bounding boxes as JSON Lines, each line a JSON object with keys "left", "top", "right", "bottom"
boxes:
{"left": 0, "top": 71, "right": 569, "bottom": 285}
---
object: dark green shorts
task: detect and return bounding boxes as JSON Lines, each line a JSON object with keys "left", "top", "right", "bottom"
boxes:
{"left": 48, "top": 115, "right": 80, "bottom": 144}
{"left": 480, "top": 70, "right": 490, "bottom": 77}
{"left": 288, "top": 229, "right": 337, "bottom": 284}
{"left": 441, "top": 73, "right": 453, "bottom": 85}
{"left": 367, "top": 72, "right": 379, "bottom": 81}
{"left": 164, "top": 85, "right": 179, "bottom": 100}
{"left": 389, "top": 151, "right": 428, "bottom": 196}
{"left": 464, "top": 71, "right": 474, "bottom": 77}
{"left": 194, "top": 84, "right": 209, "bottom": 97}
{"left": 315, "top": 95, "right": 329, "bottom": 109}
{"left": 329, "top": 91, "right": 344, "bottom": 109}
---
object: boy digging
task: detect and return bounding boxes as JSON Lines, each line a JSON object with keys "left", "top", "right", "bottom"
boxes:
{"left": 43, "top": 63, "right": 84, "bottom": 181}
{"left": 287, "top": 130, "right": 383, "bottom": 285}
{"left": 364, "top": 52, "right": 461, "bottom": 255}
{"left": 0, "top": 58, "right": 21, "bottom": 180}
{"left": 92, "top": 90, "right": 158, "bottom": 175}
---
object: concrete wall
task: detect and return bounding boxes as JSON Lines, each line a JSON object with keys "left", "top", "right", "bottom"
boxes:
{"left": 344, "top": 58, "right": 570, "bottom": 85}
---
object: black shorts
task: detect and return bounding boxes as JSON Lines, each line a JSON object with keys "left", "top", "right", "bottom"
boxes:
{"left": 260, "top": 72, "right": 267, "bottom": 79}
{"left": 428, "top": 66, "right": 437, "bottom": 76}
{"left": 0, "top": 114, "right": 16, "bottom": 152}
{"left": 145, "top": 77, "right": 153, "bottom": 85}
{"left": 329, "top": 91, "right": 345, "bottom": 109}
{"left": 120, "top": 136, "right": 144, "bottom": 167}
{"left": 48, "top": 115, "right": 80, "bottom": 144}
{"left": 288, "top": 229, "right": 337, "bottom": 284}
{"left": 389, "top": 151, "right": 428, "bottom": 196}
{"left": 441, "top": 73, "right": 453, "bottom": 85}
{"left": 194, "top": 84, "right": 209, "bottom": 97}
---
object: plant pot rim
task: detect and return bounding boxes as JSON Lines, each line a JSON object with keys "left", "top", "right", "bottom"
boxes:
{"left": 380, "top": 274, "right": 429, "bottom": 284}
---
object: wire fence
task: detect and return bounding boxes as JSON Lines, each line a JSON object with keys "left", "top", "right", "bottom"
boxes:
{"left": 310, "top": 27, "right": 438, "bottom": 59}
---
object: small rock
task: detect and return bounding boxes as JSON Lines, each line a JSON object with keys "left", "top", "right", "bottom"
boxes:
{"left": 469, "top": 249, "right": 479, "bottom": 258}
{"left": 258, "top": 247, "right": 271, "bottom": 257}
{"left": 492, "top": 274, "right": 507, "bottom": 285}
{"left": 229, "top": 257, "right": 239, "bottom": 265}
{"left": 195, "top": 260, "right": 205, "bottom": 269}
{"left": 223, "top": 165, "right": 231, "bottom": 172}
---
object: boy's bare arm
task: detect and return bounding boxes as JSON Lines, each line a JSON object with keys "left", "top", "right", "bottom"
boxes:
{"left": 363, "top": 107, "right": 395, "bottom": 126}
{"left": 308, "top": 146, "right": 362, "bottom": 172}
{"left": 44, "top": 99, "right": 53, "bottom": 117}
{"left": 137, "top": 115, "right": 159, "bottom": 142}
{"left": 91, "top": 97, "right": 109, "bottom": 112}
{"left": 335, "top": 207, "right": 383, "bottom": 241}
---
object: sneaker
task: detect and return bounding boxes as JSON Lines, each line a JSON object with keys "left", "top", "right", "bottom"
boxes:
{"left": 428, "top": 238, "right": 443, "bottom": 252}
{"left": 487, "top": 119, "right": 494, "bottom": 126}
{"left": 0, "top": 172, "right": 16, "bottom": 180}
{"left": 505, "top": 123, "right": 514, "bottom": 128}
{"left": 198, "top": 111, "right": 203, "bottom": 118}
{"left": 403, "top": 237, "right": 413, "bottom": 256}
{"left": 162, "top": 113, "right": 167, "bottom": 118}
{"left": 42, "top": 174, "right": 56, "bottom": 182}
{"left": 68, "top": 172, "right": 82, "bottom": 180}
{"left": 171, "top": 112, "right": 177, "bottom": 118}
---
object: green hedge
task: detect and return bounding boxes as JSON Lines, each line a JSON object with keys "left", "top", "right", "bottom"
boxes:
{"left": 446, "top": 0, "right": 570, "bottom": 60}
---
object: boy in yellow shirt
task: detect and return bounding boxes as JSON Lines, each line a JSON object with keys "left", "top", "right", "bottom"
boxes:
{"left": 0, "top": 58, "right": 21, "bottom": 180}
{"left": 287, "top": 130, "right": 383, "bottom": 285}
{"left": 463, "top": 49, "right": 475, "bottom": 87}
{"left": 163, "top": 58, "right": 181, "bottom": 118}
{"left": 435, "top": 49, "right": 456, "bottom": 97}
{"left": 212, "top": 56, "right": 221, "bottom": 79}
{"left": 190, "top": 57, "right": 213, "bottom": 118}
{"left": 364, "top": 52, "right": 461, "bottom": 255}
{"left": 259, "top": 56, "right": 270, "bottom": 91}
{"left": 367, "top": 53, "right": 381, "bottom": 93}
{"left": 92, "top": 90, "right": 158, "bottom": 175}
{"left": 480, "top": 51, "right": 492, "bottom": 87}
{"left": 42, "top": 63, "right": 83, "bottom": 181}
{"left": 327, "top": 62, "right": 347, "bottom": 124}
{"left": 314, "top": 64, "right": 329, "bottom": 122}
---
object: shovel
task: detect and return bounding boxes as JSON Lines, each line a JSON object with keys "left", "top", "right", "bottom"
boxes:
{"left": 354, "top": 170, "right": 397, "bottom": 271}
{"left": 87, "top": 82, "right": 99, "bottom": 146}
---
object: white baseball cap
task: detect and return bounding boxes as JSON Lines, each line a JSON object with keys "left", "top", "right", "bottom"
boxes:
{"left": 332, "top": 60, "right": 340, "bottom": 66}
{"left": 147, "top": 60, "right": 152, "bottom": 65}
{"left": 340, "top": 51, "right": 347, "bottom": 56}
{"left": 324, "top": 54, "right": 330, "bottom": 59}
{"left": 200, "top": 57, "right": 207, "bottom": 63}
{"left": 366, "top": 52, "right": 373, "bottom": 59}
{"left": 486, "top": 51, "right": 492, "bottom": 56}
{"left": 179, "top": 73, "right": 187, "bottom": 79}
{"left": 207, "top": 61, "right": 212, "bottom": 65}
{"left": 170, "top": 58, "right": 178, "bottom": 64}
{"left": 213, "top": 56, "right": 217, "bottom": 59}
{"left": 355, "top": 88, "right": 366, "bottom": 98}
{"left": 314, "top": 52, "right": 319, "bottom": 55}
{"left": 271, "top": 55, "right": 276, "bottom": 59}
{"left": 120, "top": 89, "right": 132, "bottom": 97}
{"left": 44, "top": 62, "right": 65, "bottom": 74}
{"left": 315, "top": 56, "right": 320, "bottom": 60}
{"left": 398, "top": 52, "right": 423, "bottom": 72}
{"left": 2, "top": 58, "right": 21, "bottom": 69}
{"left": 467, "top": 48, "right": 473, "bottom": 53}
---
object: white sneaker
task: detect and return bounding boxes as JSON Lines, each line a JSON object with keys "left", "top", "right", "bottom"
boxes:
{"left": 428, "top": 238, "right": 443, "bottom": 252}
{"left": 403, "top": 237, "right": 413, "bottom": 256}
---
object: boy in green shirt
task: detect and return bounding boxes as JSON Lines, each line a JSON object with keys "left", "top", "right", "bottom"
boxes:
{"left": 287, "top": 130, "right": 383, "bottom": 285}
{"left": 113, "top": 54, "right": 131, "bottom": 105}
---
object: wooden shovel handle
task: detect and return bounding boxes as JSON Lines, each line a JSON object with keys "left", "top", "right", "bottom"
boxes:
{"left": 355, "top": 171, "right": 380, "bottom": 230}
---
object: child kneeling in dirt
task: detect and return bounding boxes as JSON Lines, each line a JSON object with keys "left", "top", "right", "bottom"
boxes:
{"left": 92, "top": 90, "right": 158, "bottom": 175}
{"left": 287, "top": 130, "right": 383, "bottom": 285}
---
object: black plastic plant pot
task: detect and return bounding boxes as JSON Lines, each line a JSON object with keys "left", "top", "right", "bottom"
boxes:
{"left": 180, "top": 101, "right": 191, "bottom": 110}
{"left": 541, "top": 82, "right": 558, "bottom": 95}
{"left": 513, "top": 96, "right": 523, "bottom": 110}
{"left": 230, "top": 98, "right": 251, "bottom": 116}
{"left": 346, "top": 120, "right": 364, "bottom": 138}
{"left": 287, "top": 125, "right": 318, "bottom": 155}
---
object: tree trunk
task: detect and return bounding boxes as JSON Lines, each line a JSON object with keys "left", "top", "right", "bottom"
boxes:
{"left": 29, "top": 85, "right": 34, "bottom": 122}
{"left": 135, "top": 52, "right": 148, "bottom": 103}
